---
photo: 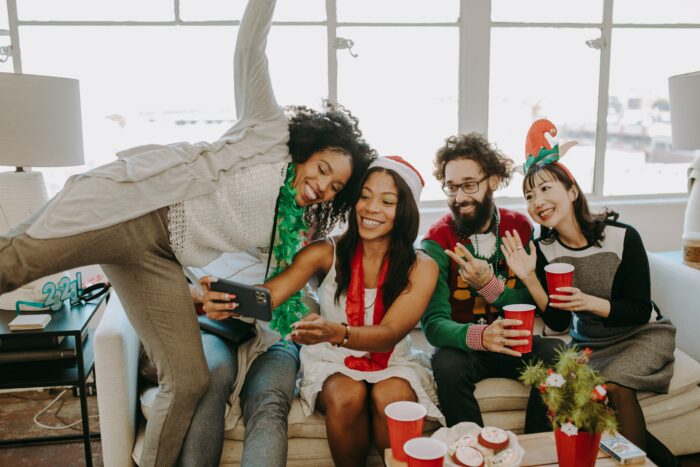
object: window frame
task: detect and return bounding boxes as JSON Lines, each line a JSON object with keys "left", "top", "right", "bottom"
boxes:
{"left": 3, "top": 0, "right": 696, "bottom": 206}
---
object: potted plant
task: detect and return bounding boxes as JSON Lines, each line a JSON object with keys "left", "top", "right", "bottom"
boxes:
{"left": 520, "top": 347, "right": 618, "bottom": 467}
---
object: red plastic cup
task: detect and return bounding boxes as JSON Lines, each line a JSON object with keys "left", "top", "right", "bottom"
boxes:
{"left": 545, "top": 263, "right": 575, "bottom": 304}
{"left": 385, "top": 401, "right": 427, "bottom": 462}
{"left": 503, "top": 304, "right": 536, "bottom": 354}
{"left": 404, "top": 437, "right": 447, "bottom": 467}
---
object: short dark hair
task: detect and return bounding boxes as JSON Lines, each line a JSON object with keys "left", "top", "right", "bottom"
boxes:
{"left": 286, "top": 101, "right": 377, "bottom": 238}
{"left": 433, "top": 133, "right": 513, "bottom": 188}
{"left": 523, "top": 162, "right": 618, "bottom": 246}
{"left": 335, "top": 167, "right": 419, "bottom": 309}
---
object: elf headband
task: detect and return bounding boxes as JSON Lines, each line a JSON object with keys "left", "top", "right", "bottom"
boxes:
{"left": 522, "top": 119, "right": 577, "bottom": 181}
{"left": 369, "top": 155, "right": 425, "bottom": 206}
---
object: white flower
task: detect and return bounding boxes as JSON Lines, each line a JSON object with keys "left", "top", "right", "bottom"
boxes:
{"left": 561, "top": 422, "right": 579, "bottom": 436}
{"left": 546, "top": 372, "right": 565, "bottom": 388}
{"left": 592, "top": 384, "right": 607, "bottom": 399}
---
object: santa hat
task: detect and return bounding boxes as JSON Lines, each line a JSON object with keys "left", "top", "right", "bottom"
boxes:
{"left": 369, "top": 156, "right": 425, "bottom": 206}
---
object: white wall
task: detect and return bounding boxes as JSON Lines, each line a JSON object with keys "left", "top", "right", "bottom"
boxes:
{"left": 418, "top": 196, "right": 688, "bottom": 252}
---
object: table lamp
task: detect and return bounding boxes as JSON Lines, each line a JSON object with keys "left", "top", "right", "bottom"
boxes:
{"left": 0, "top": 72, "right": 84, "bottom": 234}
{"left": 669, "top": 71, "right": 700, "bottom": 269}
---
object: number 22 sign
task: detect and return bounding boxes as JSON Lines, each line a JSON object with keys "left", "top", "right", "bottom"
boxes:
{"left": 42, "top": 272, "right": 82, "bottom": 311}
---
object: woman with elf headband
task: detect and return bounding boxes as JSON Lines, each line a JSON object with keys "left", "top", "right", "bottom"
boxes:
{"left": 203, "top": 156, "right": 442, "bottom": 467}
{"left": 0, "top": 1, "right": 375, "bottom": 466}
{"left": 501, "top": 119, "right": 677, "bottom": 464}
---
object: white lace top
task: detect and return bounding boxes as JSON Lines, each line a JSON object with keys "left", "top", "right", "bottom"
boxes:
{"left": 168, "top": 161, "right": 287, "bottom": 267}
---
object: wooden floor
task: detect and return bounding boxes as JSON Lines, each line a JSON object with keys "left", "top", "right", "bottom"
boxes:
{"left": 0, "top": 387, "right": 698, "bottom": 467}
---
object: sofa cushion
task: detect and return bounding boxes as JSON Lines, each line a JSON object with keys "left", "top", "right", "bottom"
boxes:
{"left": 474, "top": 378, "right": 530, "bottom": 412}
{"left": 225, "top": 398, "right": 442, "bottom": 441}
{"left": 639, "top": 349, "right": 700, "bottom": 404}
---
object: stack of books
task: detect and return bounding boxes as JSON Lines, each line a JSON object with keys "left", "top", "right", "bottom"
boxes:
{"left": 8, "top": 313, "right": 51, "bottom": 330}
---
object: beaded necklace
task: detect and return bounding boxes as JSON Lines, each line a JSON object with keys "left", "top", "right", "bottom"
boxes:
{"left": 458, "top": 209, "right": 506, "bottom": 283}
{"left": 266, "top": 164, "right": 309, "bottom": 337}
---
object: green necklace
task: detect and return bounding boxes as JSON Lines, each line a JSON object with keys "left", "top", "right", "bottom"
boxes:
{"left": 468, "top": 209, "right": 506, "bottom": 283}
{"left": 267, "top": 164, "right": 309, "bottom": 337}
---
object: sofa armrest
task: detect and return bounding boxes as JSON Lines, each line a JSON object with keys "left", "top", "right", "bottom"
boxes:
{"left": 648, "top": 252, "right": 700, "bottom": 362}
{"left": 95, "top": 293, "right": 141, "bottom": 467}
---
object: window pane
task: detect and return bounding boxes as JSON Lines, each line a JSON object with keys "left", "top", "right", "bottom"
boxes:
{"left": 180, "top": 0, "right": 325, "bottom": 22}
{"left": 0, "top": 3, "right": 8, "bottom": 29}
{"left": 605, "top": 28, "right": 700, "bottom": 196}
{"left": 492, "top": 0, "right": 603, "bottom": 23}
{"left": 614, "top": 0, "right": 700, "bottom": 24}
{"left": 19, "top": 25, "right": 326, "bottom": 196}
{"left": 337, "top": 0, "right": 458, "bottom": 23}
{"left": 489, "top": 28, "right": 600, "bottom": 198}
{"left": 18, "top": 0, "right": 173, "bottom": 21}
{"left": 337, "top": 27, "right": 458, "bottom": 201}
{"left": 0, "top": 55, "right": 12, "bottom": 72}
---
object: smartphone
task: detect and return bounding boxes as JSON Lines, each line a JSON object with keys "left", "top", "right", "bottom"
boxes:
{"left": 210, "top": 278, "right": 272, "bottom": 321}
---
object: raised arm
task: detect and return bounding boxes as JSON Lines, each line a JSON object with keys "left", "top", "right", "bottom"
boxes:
{"left": 233, "top": 0, "right": 282, "bottom": 123}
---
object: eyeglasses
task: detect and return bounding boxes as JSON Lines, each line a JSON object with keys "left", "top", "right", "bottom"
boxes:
{"left": 441, "top": 175, "right": 489, "bottom": 196}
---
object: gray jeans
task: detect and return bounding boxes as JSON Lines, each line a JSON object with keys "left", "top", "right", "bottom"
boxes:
{"left": 0, "top": 209, "right": 209, "bottom": 467}
{"left": 179, "top": 334, "right": 299, "bottom": 467}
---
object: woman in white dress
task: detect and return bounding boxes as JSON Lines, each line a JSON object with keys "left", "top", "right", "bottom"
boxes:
{"left": 261, "top": 156, "right": 442, "bottom": 466}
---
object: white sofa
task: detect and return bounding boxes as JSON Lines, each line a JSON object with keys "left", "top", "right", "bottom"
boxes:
{"left": 95, "top": 252, "right": 700, "bottom": 466}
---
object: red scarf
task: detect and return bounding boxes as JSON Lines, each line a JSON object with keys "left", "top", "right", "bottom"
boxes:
{"left": 344, "top": 242, "right": 393, "bottom": 371}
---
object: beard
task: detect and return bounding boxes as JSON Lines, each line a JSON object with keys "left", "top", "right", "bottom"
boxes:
{"left": 450, "top": 188, "right": 495, "bottom": 238}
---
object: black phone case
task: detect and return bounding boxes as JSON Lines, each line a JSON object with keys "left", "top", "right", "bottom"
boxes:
{"left": 210, "top": 278, "right": 272, "bottom": 321}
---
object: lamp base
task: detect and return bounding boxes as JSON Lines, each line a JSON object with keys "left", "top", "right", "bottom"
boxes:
{"left": 0, "top": 170, "right": 49, "bottom": 234}
{"left": 683, "top": 239, "right": 700, "bottom": 269}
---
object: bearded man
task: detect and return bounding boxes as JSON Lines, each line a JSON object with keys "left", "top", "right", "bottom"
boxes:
{"left": 420, "top": 133, "right": 563, "bottom": 432}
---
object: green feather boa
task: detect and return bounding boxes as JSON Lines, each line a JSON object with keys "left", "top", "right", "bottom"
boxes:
{"left": 267, "top": 164, "right": 310, "bottom": 337}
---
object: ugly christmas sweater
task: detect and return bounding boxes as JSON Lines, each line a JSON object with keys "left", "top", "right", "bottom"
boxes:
{"left": 420, "top": 208, "right": 534, "bottom": 351}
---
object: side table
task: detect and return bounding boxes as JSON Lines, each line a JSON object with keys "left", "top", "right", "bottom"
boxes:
{"left": 0, "top": 294, "right": 108, "bottom": 467}
{"left": 384, "top": 431, "right": 657, "bottom": 466}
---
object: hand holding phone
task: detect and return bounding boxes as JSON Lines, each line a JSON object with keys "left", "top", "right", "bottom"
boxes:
{"left": 198, "top": 276, "right": 240, "bottom": 321}
{"left": 209, "top": 278, "right": 272, "bottom": 321}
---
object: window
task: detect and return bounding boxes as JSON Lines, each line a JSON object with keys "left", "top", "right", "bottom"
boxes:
{"left": 3, "top": 1, "right": 700, "bottom": 200}
{"left": 337, "top": 27, "right": 458, "bottom": 201}
{"left": 604, "top": 28, "right": 700, "bottom": 195}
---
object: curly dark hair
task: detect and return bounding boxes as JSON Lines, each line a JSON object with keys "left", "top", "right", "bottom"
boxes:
{"left": 432, "top": 133, "right": 513, "bottom": 188}
{"left": 286, "top": 101, "right": 377, "bottom": 239}
{"left": 523, "top": 162, "right": 618, "bottom": 247}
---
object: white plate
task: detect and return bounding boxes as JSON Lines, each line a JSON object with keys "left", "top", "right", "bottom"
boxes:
{"left": 431, "top": 422, "right": 525, "bottom": 467}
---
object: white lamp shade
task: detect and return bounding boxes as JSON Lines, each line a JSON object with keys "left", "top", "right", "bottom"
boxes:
{"left": 0, "top": 72, "right": 84, "bottom": 167}
{"left": 669, "top": 71, "right": 700, "bottom": 150}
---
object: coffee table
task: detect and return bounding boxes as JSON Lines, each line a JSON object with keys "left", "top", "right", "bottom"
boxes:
{"left": 384, "top": 431, "right": 657, "bottom": 466}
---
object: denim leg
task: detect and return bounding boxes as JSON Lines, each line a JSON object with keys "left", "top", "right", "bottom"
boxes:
{"left": 179, "top": 332, "right": 238, "bottom": 467}
{"left": 239, "top": 341, "right": 300, "bottom": 467}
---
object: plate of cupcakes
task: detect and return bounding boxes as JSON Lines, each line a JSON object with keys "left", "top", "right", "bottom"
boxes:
{"left": 431, "top": 422, "right": 524, "bottom": 467}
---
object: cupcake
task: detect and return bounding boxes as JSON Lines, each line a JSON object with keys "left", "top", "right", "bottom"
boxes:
{"left": 477, "top": 427, "right": 509, "bottom": 450}
{"left": 486, "top": 448, "right": 518, "bottom": 467}
{"left": 452, "top": 446, "right": 485, "bottom": 467}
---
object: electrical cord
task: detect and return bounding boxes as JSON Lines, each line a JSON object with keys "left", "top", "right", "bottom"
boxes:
{"left": 33, "top": 389, "right": 98, "bottom": 430}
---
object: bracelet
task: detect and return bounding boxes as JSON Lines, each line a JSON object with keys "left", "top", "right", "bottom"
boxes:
{"left": 333, "top": 322, "right": 350, "bottom": 347}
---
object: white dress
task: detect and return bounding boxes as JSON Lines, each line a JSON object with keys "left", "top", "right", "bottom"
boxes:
{"left": 299, "top": 239, "right": 445, "bottom": 424}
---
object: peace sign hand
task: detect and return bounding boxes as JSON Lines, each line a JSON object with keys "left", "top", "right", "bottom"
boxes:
{"left": 445, "top": 243, "right": 494, "bottom": 290}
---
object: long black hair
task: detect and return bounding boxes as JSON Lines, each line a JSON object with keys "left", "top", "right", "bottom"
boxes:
{"left": 286, "top": 101, "right": 377, "bottom": 239}
{"left": 334, "top": 167, "right": 420, "bottom": 309}
{"left": 523, "top": 162, "right": 618, "bottom": 247}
